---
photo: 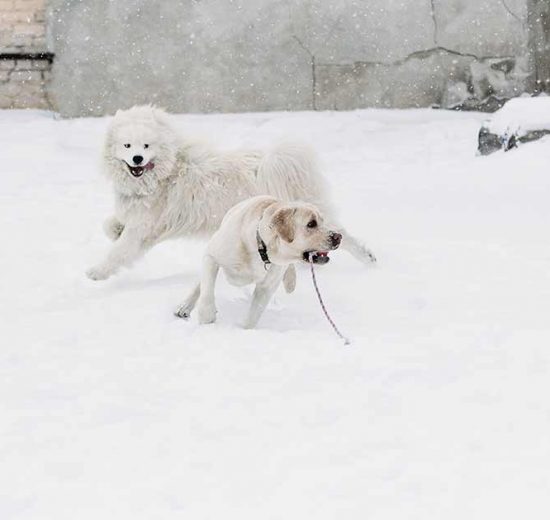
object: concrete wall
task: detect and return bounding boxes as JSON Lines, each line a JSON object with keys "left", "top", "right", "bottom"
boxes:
{"left": 0, "top": 0, "right": 51, "bottom": 108}
{"left": 40, "top": 0, "right": 547, "bottom": 116}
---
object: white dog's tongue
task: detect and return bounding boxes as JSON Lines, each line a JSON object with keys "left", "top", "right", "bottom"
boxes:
{"left": 128, "top": 161, "right": 155, "bottom": 177}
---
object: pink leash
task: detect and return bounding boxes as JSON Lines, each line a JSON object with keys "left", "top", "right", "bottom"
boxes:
{"left": 309, "top": 258, "right": 351, "bottom": 345}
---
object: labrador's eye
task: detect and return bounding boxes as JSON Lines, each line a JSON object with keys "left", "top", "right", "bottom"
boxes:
{"left": 307, "top": 219, "right": 317, "bottom": 229}
{"left": 144, "top": 144, "right": 149, "bottom": 149}
{"left": 124, "top": 143, "right": 131, "bottom": 149}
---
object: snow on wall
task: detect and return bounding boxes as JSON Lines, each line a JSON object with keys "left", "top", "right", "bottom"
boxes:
{"left": 28, "top": 0, "right": 540, "bottom": 115}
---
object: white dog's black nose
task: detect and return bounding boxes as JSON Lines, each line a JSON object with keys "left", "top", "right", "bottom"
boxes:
{"left": 133, "top": 155, "right": 143, "bottom": 165}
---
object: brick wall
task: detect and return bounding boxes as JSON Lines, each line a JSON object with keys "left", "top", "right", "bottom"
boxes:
{"left": 0, "top": 0, "right": 51, "bottom": 109}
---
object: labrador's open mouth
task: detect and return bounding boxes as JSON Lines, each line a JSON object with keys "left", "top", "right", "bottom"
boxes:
{"left": 303, "top": 251, "right": 330, "bottom": 264}
{"left": 125, "top": 161, "right": 155, "bottom": 177}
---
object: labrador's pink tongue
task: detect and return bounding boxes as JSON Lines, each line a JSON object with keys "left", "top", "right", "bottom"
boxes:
{"left": 311, "top": 251, "right": 330, "bottom": 264}
{"left": 144, "top": 161, "right": 155, "bottom": 171}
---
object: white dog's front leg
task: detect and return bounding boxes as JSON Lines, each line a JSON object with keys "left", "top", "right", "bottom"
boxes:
{"left": 197, "top": 255, "right": 219, "bottom": 324}
{"left": 86, "top": 227, "right": 149, "bottom": 281}
{"left": 103, "top": 216, "right": 125, "bottom": 241}
{"left": 243, "top": 266, "right": 285, "bottom": 329}
{"left": 174, "top": 283, "right": 200, "bottom": 319}
{"left": 335, "top": 225, "right": 377, "bottom": 265}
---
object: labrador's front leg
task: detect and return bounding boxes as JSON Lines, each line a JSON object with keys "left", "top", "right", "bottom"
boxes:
{"left": 197, "top": 255, "right": 220, "bottom": 324}
{"left": 243, "top": 266, "right": 285, "bottom": 329}
{"left": 174, "top": 283, "right": 200, "bottom": 319}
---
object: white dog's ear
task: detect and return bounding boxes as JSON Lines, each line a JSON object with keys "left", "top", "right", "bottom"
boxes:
{"left": 271, "top": 207, "right": 296, "bottom": 243}
{"left": 152, "top": 106, "right": 171, "bottom": 126}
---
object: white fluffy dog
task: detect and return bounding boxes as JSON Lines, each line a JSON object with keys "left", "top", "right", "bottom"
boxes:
{"left": 86, "top": 105, "right": 374, "bottom": 281}
{"left": 175, "top": 196, "right": 342, "bottom": 328}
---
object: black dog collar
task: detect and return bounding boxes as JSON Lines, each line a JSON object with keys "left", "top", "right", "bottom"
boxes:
{"left": 256, "top": 229, "right": 271, "bottom": 269}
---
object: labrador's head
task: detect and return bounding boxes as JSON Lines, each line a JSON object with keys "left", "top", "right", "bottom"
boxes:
{"left": 269, "top": 203, "right": 341, "bottom": 264}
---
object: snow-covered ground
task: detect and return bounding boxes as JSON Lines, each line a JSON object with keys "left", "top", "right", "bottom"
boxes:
{"left": 2, "top": 108, "right": 550, "bottom": 519}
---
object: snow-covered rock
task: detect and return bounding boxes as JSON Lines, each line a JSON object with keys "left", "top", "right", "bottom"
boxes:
{"left": 478, "top": 96, "right": 550, "bottom": 155}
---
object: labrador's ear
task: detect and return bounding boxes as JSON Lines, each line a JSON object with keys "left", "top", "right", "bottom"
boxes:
{"left": 271, "top": 207, "right": 296, "bottom": 243}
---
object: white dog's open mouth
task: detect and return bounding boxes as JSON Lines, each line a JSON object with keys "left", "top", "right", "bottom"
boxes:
{"left": 125, "top": 161, "right": 155, "bottom": 178}
{"left": 303, "top": 251, "right": 330, "bottom": 264}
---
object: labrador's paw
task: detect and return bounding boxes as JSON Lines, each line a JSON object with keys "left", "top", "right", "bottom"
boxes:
{"left": 198, "top": 304, "right": 217, "bottom": 324}
{"left": 174, "top": 303, "right": 193, "bottom": 319}
{"left": 86, "top": 266, "right": 112, "bottom": 281}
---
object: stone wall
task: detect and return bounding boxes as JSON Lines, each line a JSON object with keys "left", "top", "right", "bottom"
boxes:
{"left": 3, "top": 0, "right": 550, "bottom": 115}
{"left": 0, "top": 0, "right": 51, "bottom": 109}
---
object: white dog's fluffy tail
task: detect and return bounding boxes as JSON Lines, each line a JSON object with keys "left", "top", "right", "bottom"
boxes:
{"left": 257, "top": 142, "right": 329, "bottom": 210}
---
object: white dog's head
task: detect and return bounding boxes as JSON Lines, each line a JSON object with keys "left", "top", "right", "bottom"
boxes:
{"left": 112, "top": 123, "right": 157, "bottom": 178}
{"left": 103, "top": 105, "right": 179, "bottom": 194}
{"left": 265, "top": 202, "right": 342, "bottom": 265}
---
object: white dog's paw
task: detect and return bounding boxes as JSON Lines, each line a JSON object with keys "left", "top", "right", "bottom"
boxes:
{"left": 198, "top": 304, "right": 217, "bottom": 324}
{"left": 86, "top": 266, "right": 112, "bottom": 281}
{"left": 365, "top": 249, "right": 377, "bottom": 264}
{"left": 103, "top": 217, "right": 124, "bottom": 241}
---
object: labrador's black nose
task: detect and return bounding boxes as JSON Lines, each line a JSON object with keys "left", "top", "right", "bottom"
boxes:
{"left": 330, "top": 232, "right": 342, "bottom": 247}
{"left": 132, "top": 155, "right": 143, "bottom": 165}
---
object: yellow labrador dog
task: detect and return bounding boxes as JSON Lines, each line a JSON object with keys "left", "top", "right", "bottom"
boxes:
{"left": 175, "top": 195, "right": 341, "bottom": 328}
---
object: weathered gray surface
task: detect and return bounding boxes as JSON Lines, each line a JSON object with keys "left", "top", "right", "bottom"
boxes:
{"left": 316, "top": 50, "right": 475, "bottom": 110}
{"left": 289, "top": 0, "right": 435, "bottom": 63}
{"left": 47, "top": 0, "right": 537, "bottom": 117}
{"left": 435, "top": 0, "right": 527, "bottom": 57}
{"left": 48, "top": 0, "right": 318, "bottom": 116}
{"left": 527, "top": 0, "right": 550, "bottom": 91}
